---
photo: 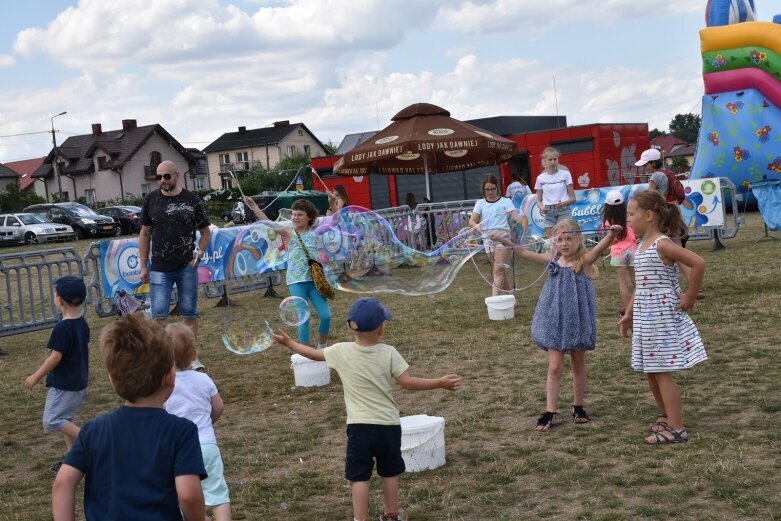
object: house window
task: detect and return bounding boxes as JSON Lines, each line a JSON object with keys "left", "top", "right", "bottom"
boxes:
{"left": 221, "top": 176, "right": 233, "bottom": 190}
{"left": 97, "top": 156, "right": 108, "bottom": 170}
{"left": 297, "top": 129, "right": 303, "bottom": 136}
{"left": 235, "top": 151, "right": 249, "bottom": 171}
{"left": 287, "top": 145, "right": 296, "bottom": 157}
{"left": 303, "top": 145, "right": 311, "bottom": 157}
{"left": 85, "top": 189, "right": 96, "bottom": 206}
{"left": 141, "top": 183, "right": 150, "bottom": 197}
{"left": 219, "top": 153, "right": 230, "bottom": 165}
{"left": 193, "top": 177, "right": 206, "bottom": 190}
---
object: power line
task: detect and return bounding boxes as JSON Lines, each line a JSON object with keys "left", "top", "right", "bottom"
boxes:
{"left": 0, "top": 130, "right": 51, "bottom": 138}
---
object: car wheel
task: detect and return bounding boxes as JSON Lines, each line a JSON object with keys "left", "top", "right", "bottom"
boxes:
{"left": 75, "top": 228, "right": 85, "bottom": 240}
{"left": 24, "top": 232, "right": 38, "bottom": 245}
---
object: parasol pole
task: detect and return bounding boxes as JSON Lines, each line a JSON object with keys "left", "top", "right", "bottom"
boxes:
{"left": 424, "top": 154, "right": 432, "bottom": 201}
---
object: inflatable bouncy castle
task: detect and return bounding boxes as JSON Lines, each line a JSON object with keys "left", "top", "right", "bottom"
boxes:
{"left": 691, "top": 0, "right": 781, "bottom": 219}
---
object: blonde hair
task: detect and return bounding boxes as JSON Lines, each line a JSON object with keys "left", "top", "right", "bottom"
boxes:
{"left": 166, "top": 322, "right": 197, "bottom": 370}
{"left": 550, "top": 219, "right": 597, "bottom": 277}
{"left": 541, "top": 146, "right": 560, "bottom": 158}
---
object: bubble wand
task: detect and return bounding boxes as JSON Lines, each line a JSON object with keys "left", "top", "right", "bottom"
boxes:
{"left": 227, "top": 168, "right": 246, "bottom": 198}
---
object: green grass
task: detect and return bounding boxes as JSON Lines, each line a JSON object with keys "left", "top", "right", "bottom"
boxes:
{"left": 1, "top": 213, "right": 780, "bottom": 520}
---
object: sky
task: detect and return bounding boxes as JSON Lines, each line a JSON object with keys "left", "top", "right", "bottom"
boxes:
{"left": 1, "top": 0, "right": 780, "bottom": 163}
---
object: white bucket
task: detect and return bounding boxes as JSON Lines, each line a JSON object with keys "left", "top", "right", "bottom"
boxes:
{"left": 290, "top": 354, "right": 331, "bottom": 387}
{"left": 484, "top": 295, "right": 515, "bottom": 320}
{"left": 400, "top": 415, "right": 446, "bottom": 472}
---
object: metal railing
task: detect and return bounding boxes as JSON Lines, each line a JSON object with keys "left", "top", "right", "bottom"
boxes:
{"left": 0, "top": 248, "right": 84, "bottom": 337}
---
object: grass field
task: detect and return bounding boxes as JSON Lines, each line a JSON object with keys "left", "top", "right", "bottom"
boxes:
{"left": 1, "top": 213, "right": 780, "bottom": 520}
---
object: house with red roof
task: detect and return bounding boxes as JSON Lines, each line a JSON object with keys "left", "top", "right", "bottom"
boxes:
{"left": 32, "top": 119, "right": 207, "bottom": 204}
{"left": 2, "top": 157, "right": 47, "bottom": 199}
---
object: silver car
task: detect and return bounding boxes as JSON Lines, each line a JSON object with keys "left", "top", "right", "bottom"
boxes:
{"left": 0, "top": 213, "right": 76, "bottom": 245}
{"left": 0, "top": 224, "right": 23, "bottom": 246}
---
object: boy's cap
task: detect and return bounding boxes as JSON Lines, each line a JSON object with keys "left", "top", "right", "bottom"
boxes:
{"left": 604, "top": 189, "right": 625, "bottom": 206}
{"left": 634, "top": 148, "right": 661, "bottom": 166}
{"left": 54, "top": 275, "right": 86, "bottom": 304}
{"left": 347, "top": 297, "right": 392, "bottom": 332}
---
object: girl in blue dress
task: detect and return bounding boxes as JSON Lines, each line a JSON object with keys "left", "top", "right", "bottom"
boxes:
{"left": 499, "top": 219, "right": 620, "bottom": 431}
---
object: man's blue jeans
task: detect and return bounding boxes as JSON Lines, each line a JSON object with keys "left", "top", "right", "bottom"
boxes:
{"left": 149, "top": 265, "right": 199, "bottom": 320}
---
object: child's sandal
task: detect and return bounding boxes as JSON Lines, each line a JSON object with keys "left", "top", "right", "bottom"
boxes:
{"left": 649, "top": 413, "right": 668, "bottom": 433}
{"left": 536, "top": 411, "right": 557, "bottom": 432}
{"left": 572, "top": 405, "right": 590, "bottom": 424}
{"left": 644, "top": 426, "right": 688, "bottom": 444}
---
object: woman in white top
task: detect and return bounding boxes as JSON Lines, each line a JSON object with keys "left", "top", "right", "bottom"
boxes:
{"left": 535, "top": 147, "right": 576, "bottom": 235}
{"left": 469, "top": 174, "right": 524, "bottom": 296}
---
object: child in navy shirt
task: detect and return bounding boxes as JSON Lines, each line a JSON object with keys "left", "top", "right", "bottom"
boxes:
{"left": 25, "top": 275, "right": 89, "bottom": 473}
{"left": 52, "top": 314, "right": 206, "bottom": 521}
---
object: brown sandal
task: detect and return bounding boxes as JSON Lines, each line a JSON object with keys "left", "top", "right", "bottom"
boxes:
{"left": 649, "top": 413, "right": 668, "bottom": 433}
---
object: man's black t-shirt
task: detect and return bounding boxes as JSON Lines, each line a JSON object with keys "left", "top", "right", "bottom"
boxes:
{"left": 141, "top": 189, "right": 210, "bottom": 272}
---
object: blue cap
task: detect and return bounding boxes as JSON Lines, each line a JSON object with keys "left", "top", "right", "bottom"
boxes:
{"left": 347, "top": 297, "right": 392, "bottom": 332}
{"left": 54, "top": 275, "right": 86, "bottom": 305}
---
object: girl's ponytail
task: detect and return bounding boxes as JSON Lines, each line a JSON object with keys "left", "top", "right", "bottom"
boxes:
{"left": 632, "top": 190, "right": 684, "bottom": 237}
{"left": 657, "top": 200, "right": 683, "bottom": 238}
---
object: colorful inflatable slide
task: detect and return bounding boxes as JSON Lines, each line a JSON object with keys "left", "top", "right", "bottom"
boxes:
{"left": 691, "top": 0, "right": 781, "bottom": 213}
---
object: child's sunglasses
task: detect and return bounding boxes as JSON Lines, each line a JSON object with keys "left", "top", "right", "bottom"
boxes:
{"left": 155, "top": 173, "right": 173, "bottom": 180}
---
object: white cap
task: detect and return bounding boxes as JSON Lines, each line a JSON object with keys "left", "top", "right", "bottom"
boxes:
{"left": 634, "top": 148, "right": 661, "bottom": 166}
{"left": 605, "top": 189, "right": 624, "bottom": 205}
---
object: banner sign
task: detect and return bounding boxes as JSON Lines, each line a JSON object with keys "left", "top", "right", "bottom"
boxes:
{"left": 517, "top": 180, "right": 725, "bottom": 236}
{"left": 99, "top": 224, "right": 287, "bottom": 299}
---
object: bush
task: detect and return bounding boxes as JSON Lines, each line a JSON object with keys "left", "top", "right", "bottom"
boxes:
{"left": 0, "top": 185, "right": 46, "bottom": 213}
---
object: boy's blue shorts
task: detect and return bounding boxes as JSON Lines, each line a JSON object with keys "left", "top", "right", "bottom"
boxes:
{"left": 345, "top": 424, "right": 405, "bottom": 482}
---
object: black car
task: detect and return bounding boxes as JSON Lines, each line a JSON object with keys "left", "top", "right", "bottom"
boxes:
{"left": 97, "top": 205, "right": 142, "bottom": 235}
{"left": 23, "top": 202, "right": 119, "bottom": 240}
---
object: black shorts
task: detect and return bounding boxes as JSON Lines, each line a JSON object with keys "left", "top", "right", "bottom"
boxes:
{"left": 345, "top": 424, "right": 405, "bottom": 481}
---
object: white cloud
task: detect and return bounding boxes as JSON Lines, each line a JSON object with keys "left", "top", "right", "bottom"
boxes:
{"left": 437, "top": 0, "right": 703, "bottom": 34}
{"left": 0, "top": 54, "right": 14, "bottom": 67}
{"left": 13, "top": 0, "right": 440, "bottom": 69}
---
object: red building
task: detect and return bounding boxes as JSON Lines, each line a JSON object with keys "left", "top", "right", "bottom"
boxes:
{"left": 312, "top": 120, "right": 650, "bottom": 210}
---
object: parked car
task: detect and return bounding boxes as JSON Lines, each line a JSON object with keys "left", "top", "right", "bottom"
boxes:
{"left": 0, "top": 213, "right": 75, "bottom": 245}
{"left": 23, "top": 202, "right": 119, "bottom": 240}
{"left": 97, "top": 205, "right": 142, "bottom": 235}
{"left": 0, "top": 223, "right": 23, "bottom": 246}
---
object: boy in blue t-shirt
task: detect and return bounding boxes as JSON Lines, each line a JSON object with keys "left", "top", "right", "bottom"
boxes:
{"left": 52, "top": 314, "right": 206, "bottom": 521}
{"left": 25, "top": 275, "right": 90, "bottom": 473}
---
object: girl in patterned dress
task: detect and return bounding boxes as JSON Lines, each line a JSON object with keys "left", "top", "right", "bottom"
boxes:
{"left": 602, "top": 190, "right": 637, "bottom": 314}
{"left": 618, "top": 190, "right": 707, "bottom": 444}
{"left": 498, "top": 219, "right": 621, "bottom": 431}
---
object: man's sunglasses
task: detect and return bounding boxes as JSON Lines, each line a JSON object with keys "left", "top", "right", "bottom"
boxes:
{"left": 156, "top": 173, "right": 174, "bottom": 180}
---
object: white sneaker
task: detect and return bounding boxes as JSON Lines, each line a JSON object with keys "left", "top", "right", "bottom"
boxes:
{"left": 190, "top": 358, "right": 205, "bottom": 371}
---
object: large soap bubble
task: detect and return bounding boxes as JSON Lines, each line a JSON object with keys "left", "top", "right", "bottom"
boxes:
{"left": 279, "top": 296, "right": 311, "bottom": 326}
{"left": 221, "top": 314, "right": 274, "bottom": 355}
{"left": 310, "top": 206, "right": 485, "bottom": 296}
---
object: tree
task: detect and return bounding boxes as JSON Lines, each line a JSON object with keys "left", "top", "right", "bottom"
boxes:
{"left": 670, "top": 156, "right": 690, "bottom": 174}
{"left": 668, "top": 113, "right": 701, "bottom": 144}
{"left": 649, "top": 128, "right": 666, "bottom": 139}
{"left": 322, "top": 140, "right": 338, "bottom": 155}
{"left": 0, "top": 184, "right": 45, "bottom": 212}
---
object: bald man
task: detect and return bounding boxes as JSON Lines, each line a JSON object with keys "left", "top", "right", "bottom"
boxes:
{"left": 139, "top": 161, "right": 211, "bottom": 367}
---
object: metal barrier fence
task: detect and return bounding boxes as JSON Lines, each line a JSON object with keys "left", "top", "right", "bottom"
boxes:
{"left": 0, "top": 248, "right": 84, "bottom": 337}
{"left": 0, "top": 179, "right": 741, "bottom": 337}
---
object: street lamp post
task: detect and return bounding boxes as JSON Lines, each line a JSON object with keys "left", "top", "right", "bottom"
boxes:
{"left": 50, "top": 111, "right": 67, "bottom": 202}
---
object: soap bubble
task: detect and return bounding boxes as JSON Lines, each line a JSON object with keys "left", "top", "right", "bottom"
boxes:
{"left": 279, "top": 296, "right": 311, "bottom": 326}
{"left": 309, "top": 207, "right": 485, "bottom": 296}
{"left": 221, "top": 314, "right": 274, "bottom": 355}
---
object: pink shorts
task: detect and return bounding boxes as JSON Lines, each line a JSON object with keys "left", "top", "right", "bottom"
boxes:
{"left": 483, "top": 230, "right": 511, "bottom": 254}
